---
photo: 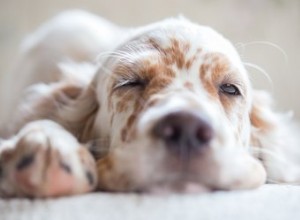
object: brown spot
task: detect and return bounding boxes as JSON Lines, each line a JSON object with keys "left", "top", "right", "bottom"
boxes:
{"left": 78, "top": 99, "right": 99, "bottom": 142}
{"left": 108, "top": 82, "right": 115, "bottom": 111}
{"left": 199, "top": 63, "right": 216, "bottom": 97}
{"left": 146, "top": 97, "right": 160, "bottom": 108}
{"left": 121, "top": 110, "right": 139, "bottom": 143}
{"left": 201, "top": 62, "right": 211, "bottom": 75}
{"left": 199, "top": 53, "right": 232, "bottom": 99}
{"left": 211, "top": 58, "right": 230, "bottom": 83}
{"left": 143, "top": 77, "right": 172, "bottom": 100}
{"left": 149, "top": 38, "right": 192, "bottom": 70}
{"left": 116, "top": 98, "right": 130, "bottom": 113}
{"left": 164, "top": 39, "right": 188, "bottom": 69}
{"left": 185, "top": 59, "right": 193, "bottom": 69}
{"left": 148, "top": 38, "right": 162, "bottom": 52}
{"left": 250, "top": 101, "right": 277, "bottom": 157}
{"left": 196, "top": 48, "right": 203, "bottom": 54}
{"left": 51, "top": 83, "right": 84, "bottom": 107}
{"left": 184, "top": 81, "right": 194, "bottom": 91}
{"left": 110, "top": 113, "right": 114, "bottom": 127}
{"left": 97, "top": 156, "right": 113, "bottom": 172}
{"left": 250, "top": 105, "right": 274, "bottom": 132}
{"left": 127, "top": 114, "right": 136, "bottom": 129}
{"left": 185, "top": 50, "right": 201, "bottom": 69}
{"left": 139, "top": 59, "right": 176, "bottom": 80}
{"left": 60, "top": 84, "right": 83, "bottom": 99}
{"left": 219, "top": 96, "right": 234, "bottom": 113}
{"left": 121, "top": 128, "right": 127, "bottom": 142}
{"left": 97, "top": 156, "right": 132, "bottom": 191}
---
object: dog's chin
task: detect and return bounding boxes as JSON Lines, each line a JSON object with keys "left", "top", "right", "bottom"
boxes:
{"left": 144, "top": 181, "right": 211, "bottom": 195}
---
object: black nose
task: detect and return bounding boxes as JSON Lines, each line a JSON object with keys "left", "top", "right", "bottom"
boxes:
{"left": 152, "top": 111, "right": 213, "bottom": 155}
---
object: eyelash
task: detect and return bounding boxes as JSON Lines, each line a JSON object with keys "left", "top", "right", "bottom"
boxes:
{"left": 114, "top": 78, "right": 147, "bottom": 90}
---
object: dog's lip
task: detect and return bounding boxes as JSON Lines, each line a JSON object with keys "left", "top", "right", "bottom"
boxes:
{"left": 144, "top": 181, "right": 211, "bottom": 195}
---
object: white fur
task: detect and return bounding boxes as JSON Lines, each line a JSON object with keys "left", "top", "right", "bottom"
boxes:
{"left": 0, "top": 10, "right": 299, "bottom": 196}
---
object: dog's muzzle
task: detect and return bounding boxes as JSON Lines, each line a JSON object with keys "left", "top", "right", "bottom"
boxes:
{"left": 152, "top": 111, "right": 214, "bottom": 156}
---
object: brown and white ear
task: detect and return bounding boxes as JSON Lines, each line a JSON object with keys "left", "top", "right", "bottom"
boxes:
{"left": 56, "top": 84, "right": 99, "bottom": 143}
{"left": 250, "top": 90, "right": 300, "bottom": 184}
{"left": 53, "top": 61, "right": 99, "bottom": 142}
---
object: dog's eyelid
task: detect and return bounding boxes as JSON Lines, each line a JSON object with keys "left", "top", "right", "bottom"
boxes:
{"left": 220, "top": 74, "right": 245, "bottom": 96}
{"left": 219, "top": 83, "right": 244, "bottom": 96}
{"left": 115, "top": 79, "right": 134, "bottom": 88}
{"left": 231, "top": 82, "right": 245, "bottom": 96}
{"left": 113, "top": 77, "right": 147, "bottom": 90}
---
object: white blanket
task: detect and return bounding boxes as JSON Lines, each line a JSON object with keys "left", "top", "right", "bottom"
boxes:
{"left": 0, "top": 184, "right": 299, "bottom": 220}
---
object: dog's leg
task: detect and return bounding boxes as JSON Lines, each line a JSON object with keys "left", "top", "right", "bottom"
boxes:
{"left": 0, "top": 120, "right": 97, "bottom": 197}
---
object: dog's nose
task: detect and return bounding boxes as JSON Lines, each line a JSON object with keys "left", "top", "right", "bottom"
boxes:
{"left": 152, "top": 112, "right": 213, "bottom": 154}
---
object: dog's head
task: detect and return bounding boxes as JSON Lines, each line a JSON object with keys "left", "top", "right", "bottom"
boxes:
{"left": 79, "top": 18, "right": 267, "bottom": 193}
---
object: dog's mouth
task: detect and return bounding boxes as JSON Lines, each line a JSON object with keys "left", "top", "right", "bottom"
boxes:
{"left": 135, "top": 156, "right": 217, "bottom": 194}
{"left": 98, "top": 138, "right": 266, "bottom": 193}
{"left": 145, "top": 181, "right": 211, "bottom": 194}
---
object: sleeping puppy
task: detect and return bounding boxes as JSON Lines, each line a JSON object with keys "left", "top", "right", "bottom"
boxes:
{"left": 0, "top": 10, "right": 299, "bottom": 197}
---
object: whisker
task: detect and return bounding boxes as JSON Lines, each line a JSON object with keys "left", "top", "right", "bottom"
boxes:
{"left": 236, "top": 41, "right": 289, "bottom": 64}
{"left": 243, "top": 62, "right": 274, "bottom": 90}
{"left": 237, "top": 40, "right": 289, "bottom": 91}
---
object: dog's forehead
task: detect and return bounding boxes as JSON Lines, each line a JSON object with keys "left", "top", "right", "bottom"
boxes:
{"left": 111, "top": 18, "right": 247, "bottom": 81}
{"left": 127, "top": 18, "right": 243, "bottom": 66}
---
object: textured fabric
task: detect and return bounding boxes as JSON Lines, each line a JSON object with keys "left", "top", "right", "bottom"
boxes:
{"left": 0, "top": 185, "right": 299, "bottom": 220}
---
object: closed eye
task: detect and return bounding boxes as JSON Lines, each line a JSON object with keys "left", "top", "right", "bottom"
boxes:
{"left": 219, "top": 83, "right": 241, "bottom": 96}
{"left": 114, "top": 78, "right": 147, "bottom": 90}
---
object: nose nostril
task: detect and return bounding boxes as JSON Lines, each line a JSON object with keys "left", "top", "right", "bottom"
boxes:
{"left": 196, "top": 126, "right": 213, "bottom": 144}
{"left": 161, "top": 125, "right": 181, "bottom": 143}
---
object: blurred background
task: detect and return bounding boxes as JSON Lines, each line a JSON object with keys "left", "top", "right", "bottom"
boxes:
{"left": 0, "top": 0, "right": 299, "bottom": 118}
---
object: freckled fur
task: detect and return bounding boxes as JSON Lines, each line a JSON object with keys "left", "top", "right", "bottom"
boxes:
{"left": 1, "top": 11, "right": 300, "bottom": 197}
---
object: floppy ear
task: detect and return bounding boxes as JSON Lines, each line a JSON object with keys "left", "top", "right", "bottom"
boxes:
{"left": 250, "top": 90, "right": 300, "bottom": 184}
{"left": 53, "top": 61, "right": 100, "bottom": 142}
{"left": 57, "top": 84, "right": 99, "bottom": 142}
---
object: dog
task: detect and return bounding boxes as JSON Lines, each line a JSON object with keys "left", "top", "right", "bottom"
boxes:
{"left": 0, "top": 10, "right": 299, "bottom": 197}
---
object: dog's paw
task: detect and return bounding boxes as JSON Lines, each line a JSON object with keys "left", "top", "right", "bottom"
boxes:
{"left": 0, "top": 120, "right": 97, "bottom": 197}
